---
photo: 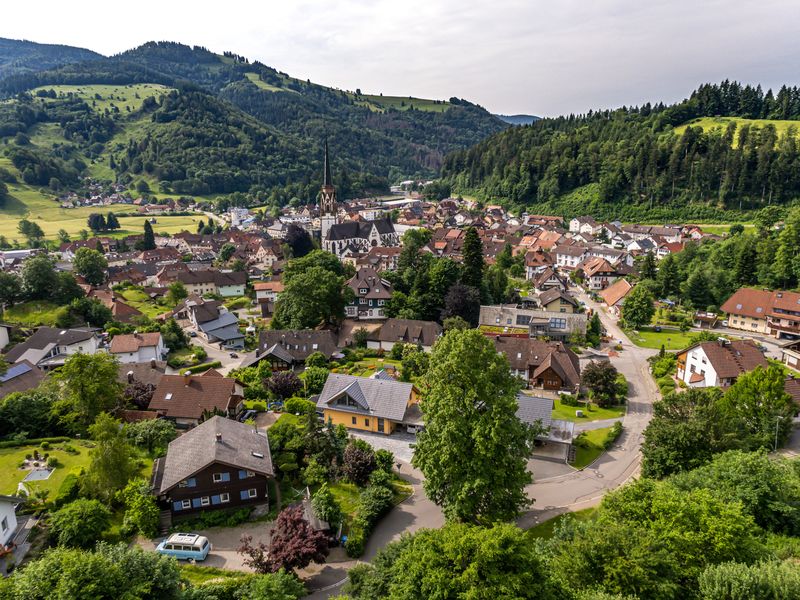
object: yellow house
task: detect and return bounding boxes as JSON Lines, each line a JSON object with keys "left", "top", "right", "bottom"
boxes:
{"left": 316, "top": 371, "right": 421, "bottom": 435}
{"left": 537, "top": 288, "right": 578, "bottom": 314}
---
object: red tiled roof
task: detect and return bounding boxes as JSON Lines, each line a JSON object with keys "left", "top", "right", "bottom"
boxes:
{"left": 720, "top": 288, "right": 773, "bottom": 319}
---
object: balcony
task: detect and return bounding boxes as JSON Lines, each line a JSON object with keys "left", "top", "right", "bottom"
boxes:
{"left": 767, "top": 317, "right": 800, "bottom": 336}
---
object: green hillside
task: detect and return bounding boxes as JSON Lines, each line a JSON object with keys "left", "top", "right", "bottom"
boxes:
{"left": 442, "top": 80, "right": 800, "bottom": 220}
{"left": 0, "top": 37, "right": 101, "bottom": 79}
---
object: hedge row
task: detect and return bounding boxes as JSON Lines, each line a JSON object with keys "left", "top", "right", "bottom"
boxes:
{"left": 180, "top": 361, "right": 222, "bottom": 375}
{"left": 0, "top": 436, "right": 71, "bottom": 449}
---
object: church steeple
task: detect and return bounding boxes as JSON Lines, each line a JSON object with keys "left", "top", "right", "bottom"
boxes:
{"left": 323, "top": 139, "right": 332, "bottom": 188}
{"left": 320, "top": 140, "right": 337, "bottom": 217}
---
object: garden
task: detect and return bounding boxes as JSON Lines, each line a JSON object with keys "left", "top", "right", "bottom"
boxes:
{"left": 572, "top": 422, "right": 623, "bottom": 469}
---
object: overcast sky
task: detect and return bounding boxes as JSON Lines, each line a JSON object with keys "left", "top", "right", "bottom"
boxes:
{"left": 3, "top": 0, "right": 799, "bottom": 116}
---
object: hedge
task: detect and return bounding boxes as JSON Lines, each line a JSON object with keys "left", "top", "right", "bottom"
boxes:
{"left": 0, "top": 436, "right": 71, "bottom": 449}
{"left": 180, "top": 361, "right": 222, "bottom": 375}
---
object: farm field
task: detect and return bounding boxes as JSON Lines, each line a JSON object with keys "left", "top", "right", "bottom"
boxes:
{"left": 674, "top": 116, "right": 800, "bottom": 146}
{"left": 0, "top": 182, "right": 204, "bottom": 241}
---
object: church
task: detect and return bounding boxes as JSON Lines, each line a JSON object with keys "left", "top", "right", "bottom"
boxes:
{"left": 319, "top": 143, "right": 400, "bottom": 258}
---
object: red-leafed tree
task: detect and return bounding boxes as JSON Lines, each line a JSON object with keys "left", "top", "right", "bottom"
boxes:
{"left": 239, "top": 505, "right": 329, "bottom": 573}
{"left": 266, "top": 371, "right": 303, "bottom": 400}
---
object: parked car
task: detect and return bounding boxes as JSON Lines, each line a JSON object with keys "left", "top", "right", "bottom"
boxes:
{"left": 229, "top": 352, "right": 239, "bottom": 358}
{"left": 238, "top": 409, "right": 257, "bottom": 422}
{"left": 156, "top": 533, "right": 211, "bottom": 561}
{"left": 722, "top": 320, "right": 729, "bottom": 327}
{"left": 189, "top": 331, "right": 197, "bottom": 337}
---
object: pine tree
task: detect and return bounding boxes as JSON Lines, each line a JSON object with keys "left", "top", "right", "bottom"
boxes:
{"left": 105, "top": 212, "right": 120, "bottom": 230}
{"left": 461, "top": 227, "right": 484, "bottom": 289}
{"left": 640, "top": 252, "right": 657, "bottom": 280}
{"left": 142, "top": 220, "right": 156, "bottom": 251}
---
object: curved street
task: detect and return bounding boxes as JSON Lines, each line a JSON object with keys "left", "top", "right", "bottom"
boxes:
{"left": 307, "top": 293, "right": 659, "bottom": 597}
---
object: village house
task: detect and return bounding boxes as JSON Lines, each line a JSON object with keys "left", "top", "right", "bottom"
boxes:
{"left": 147, "top": 372, "right": 245, "bottom": 428}
{"left": 536, "top": 288, "right": 579, "bottom": 313}
{"left": 2, "top": 327, "right": 101, "bottom": 370}
{"left": 198, "top": 312, "right": 244, "bottom": 349}
{"left": 366, "top": 318, "right": 442, "bottom": 352}
{"left": 316, "top": 372, "right": 421, "bottom": 435}
{"left": 515, "top": 393, "right": 575, "bottom": 460}
{"left": 720, "top": 288, "right": 789, "bottom": 336}
{"left": 531, "top": 267, "right": 569, "bottom": 292}
{"left": 554, "top": 244, "right": 587, "bottom": 270}
{"left": 173, "top": 270, "right": 248, "bottom": 298}
{"left": 0, "top": 495, "right": 25, "bottom": 558}
{"left": 577, "top": 257, "right": 619, "bottom": 290}
{"left": 252, "top": 330, "right": 339, "bottom": 371}
{"left": 598, "top": 279, "right": 633, "bottom": 317}
{"left": 353, "top": 246, "right": 402, "bottom": 272}
{"left": 254, "top": 281, "right": 284, "bottom": 304}
{"left": 151, "top": 416, "right": 276, "bottom": 526}
{"left": 676, "top": 339, "right": 767, "bottom": 388}
{"left": 345, "top": 267, "right": 393, "bottom": 320}
{"left": 569, "top": 216, "right": 601, "bottom": 236}
{"left": 479, "top": 305, "right": 587, "bottom": 341}
{"left": 0, "top": 324, "right": 10, "bottom": 350}
{"left": 109, "top": 332, "right": 167, "bottom": 364}
{"left": 0, "top": 360, "right": 45, "bottom": 400}
{"left": 494, "top": 336, "right": 581, "bottom": 391}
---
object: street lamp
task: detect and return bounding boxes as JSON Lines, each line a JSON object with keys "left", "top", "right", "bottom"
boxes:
{"left": 774, "top": 416, "right": 785, "bottom": 452}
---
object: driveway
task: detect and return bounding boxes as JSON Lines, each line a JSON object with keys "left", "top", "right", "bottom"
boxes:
{"left": 186, "top": 334, "right": 255, "bottom": 375}
{"left": 347, "top": 430, "right": 417, "bottom": 463}
{"left": 517, "top": 290, "right": 658, "bottom": 528}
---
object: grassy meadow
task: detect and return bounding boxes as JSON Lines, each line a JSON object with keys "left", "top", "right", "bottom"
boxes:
{"left": 674, "top": 116, "right": 800, "bottom": 146}
{"left": 31, "top": 83, "right": 172, "bottom": 115}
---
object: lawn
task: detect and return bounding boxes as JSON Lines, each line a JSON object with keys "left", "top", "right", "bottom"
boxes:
{"left": 0, "top": 440, "right": 93, "bottom": 497}
{"left": 551, "top": 398, "right": 625, "bottom": 422}
{"left": 333, "top": 358, "right": 403, "bottom": 378}
{"left": 330, "top": 474, "right": 412, "bottom": 531}
{"left": 627, "top": 326, "right": 696, "bottom": 351}
{"left": 348, "top": 92, "right": 451, "bottom": 113}
{"left": 674, "top": 116, "right": 800, "bottom": 147}
{"left": 180, "top": 564, "right": 251, "bottom": 586}
{"left": 528, "top": 507, "right": 597, "bottom": 539}
{"left": 118, "top": 288, "right": 175, "bottom": 319}
{"left": 1, "top": 301, "right": 63, "bottom": 326}
{"left": 573, "top": 427, "right": 616, "bottom": 469}
{"left": 244, "top": 72, "right": 296, "bottom": 93}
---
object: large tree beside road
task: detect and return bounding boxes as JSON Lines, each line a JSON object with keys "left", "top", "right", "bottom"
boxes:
{"left": 412, "top": 329, "right": 538, "bottom": 524}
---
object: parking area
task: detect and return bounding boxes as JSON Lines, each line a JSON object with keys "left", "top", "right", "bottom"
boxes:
{"left": 348, "top": 430, "right": 417, "bottom": 463}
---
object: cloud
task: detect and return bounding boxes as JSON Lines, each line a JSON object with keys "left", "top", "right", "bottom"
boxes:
{"left": 3, "top": 0, "right": 799, "bottom": 116}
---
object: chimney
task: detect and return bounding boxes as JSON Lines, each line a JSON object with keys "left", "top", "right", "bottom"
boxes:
{"left": 126, "top": 371, "right": 134, "bottom": 384}
{"left": 184, "top": 373, "right": 191, "bottom": 386}
{"left": 150, "top": 358, "right": 156, "bottom": 368}
{"left": 215, "top": 433, "right": 222, "bottom": 443}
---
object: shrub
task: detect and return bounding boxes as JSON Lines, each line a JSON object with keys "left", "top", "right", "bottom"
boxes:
{"left": 62, "top": 444, "right": 78, "bottom": 454}
{"left": 53, "top": 473, "right": 80, "bottom": 508}
{"left": 604, "top": 422, "right": 623, "bottom": 449}
{"left": 375, "top": 449, "right": 394, "bottom": 474}
{"left": 368, "top": 468, "right": 393, "bottom": 488}
{"left": 343, "top": 443, "right": 377, "bottom": 486}
{"left": 302, "top": 458, "right": 328, "bottom": 487}
{"left": 357, "top": 485, "right": 394, "bottom": 526}
{"left": 46, "top": 456, "right": 58, "bottom": 468}
{"left": 344, "top": 527, "right": 365, "bottom": 557}
{"left": 615, "top": 374, "right": 628, "bottom": 400}
{"left": 173, "top": 507, "right": 251, "bottom": 530}
{"left": 311, "top": 484, "right": 342, "bottom": 525}
{"left": 284, "top": 397, "right": 316, "bottom": 415}
{"left": 49, "top": 498, "right": 111, "bottom": 548}
{"left": 0, "top": 436, "right": 71, "bottom": 449}
{"left": 40, "top": 441, "right": 50, "bottom": 451}
{"left": 180, "top": 361, "right": 222, "bottom": 375}
{"left": 560, "top": 393, "right": 580, "bottom": 407}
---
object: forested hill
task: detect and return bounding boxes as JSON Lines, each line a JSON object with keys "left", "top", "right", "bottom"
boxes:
{"left": 442, "top": 81, "right": 800, "bottom": 221}
{"left": 0, "top": 38, "right": 101, "bottom": 79}
{"left": 0, "top": 41, "right": 507, "bottom": 191}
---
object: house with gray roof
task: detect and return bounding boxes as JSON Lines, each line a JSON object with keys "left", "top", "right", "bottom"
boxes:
{"left": 316, "top": 372, "right": 420, "bottom": 435}
{"left": 2, "top": 327, "right": 101, "bottom": 370}
{"left": 151, "top": 416, "right": 276, "bottom": 524}
{"left": 198, "top": 312, "right": 244, "bottom": 349}
{"left": 515, "top": 393, "right": 575, "bottom": 461}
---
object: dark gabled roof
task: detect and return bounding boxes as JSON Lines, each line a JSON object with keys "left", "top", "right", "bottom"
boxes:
{"left": 0, "top": 360, "right": 45, "bottom": 398}
{"left": 257, "top": 330, "right": 338, "bottom": 362}
{"left": 515, "top": 393, "right": 552, "bottom": 428}
{"left": 176, "top": 270, "right": 248, "bottom": 287}
{"left": 347, "top": 267, "right": 393, "bottom": 299}
{"left": 117, "top": 361, "right": 167, "bottom": 387}
{"left": 678, "top": 339, "right": 768, "bottom": 379}
{"left": 538, "top": 288, "right": 577, "bottom": 308}
{"left": 148, "top": 374, "right": 240, "bottom": 420}
{"left": 494, "top": 336, "right": 581, "bottom": 389}
{"left": 3, "top": 327, "right": 96, "bottom": 363}
{"left": 317, "top": 373, "right": 414, "bottom": 422}
{"left": 371, "top": 318, "right": 442, "bottom": 347}
{"left": 157, "top": 416, "right": 273, "bottom": 493}
{"left": 327, "top": 218, "right": 396, "bottom": 241}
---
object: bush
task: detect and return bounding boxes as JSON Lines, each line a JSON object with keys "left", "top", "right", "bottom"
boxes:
{"left": 0, "top": 436, "right": 70, "bottom": 449}
{"left": 284, "top": 397, "right": 316, "bottom": 415}
{"left": 345, "top": 527, "right": 365, "bottom": 557}
{"left": 603, "top": 422, "right": 623, "bottom": 449}
{"left": 173, "top": 507, "right": 251, "bottom": 530}
{"left": 40, "top": 441, "right": 51, "bottom": 451}
{"left": 249, "top": 401, "right": 267, "bottom": 412}
{"left": 46, "top": 456, "right": 58, "bottom": 468}
{"left": 180, "top": 361, "right": 222, "bottom": 375}
{"left": 53, "top": 473, "right": 80, "bottom": 508}
{"left": 368, "top": 468, "right": 393, "bottom": 488}
{"left": 560, "top": 393, "right": 580, "bottom": 407}
{"left": 357, "top": 485, "right": 394, "bottom": 527}
{"left": 49, "top": 498, "right": 111, "bottom": 548}
{"left": 615, "top": 374, "right": 628, "bottom": 400}
{"left": 62, "top": 444, "right": 78, "bottom": 454}
{"left": 375, "top": 449, "right": 394, "bottom": 474}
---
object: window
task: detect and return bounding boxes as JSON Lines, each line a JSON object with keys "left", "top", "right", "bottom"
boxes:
{"left": 213, "top": 472, "right": 230, "bottom": 483}
{"left": 516, "top": 315, "right": 531, "bottom": 326}
{"left": 248, "top": 488, "right": 258, "bottom": 498}
{"left": 238, "top": 470, "right": 255, "bottom": 479}
{"left": 179, "top": 477, "right": 197, "bottom": 488}
{"left": 549, "top": 318, "right": 567, "bottom": 330}
{"left": 181, "top": 500, "right": 191, "bottom": 510}
{"left": 220, "top": 493, "right": 230, "bottom": 503}
{"left": 359, "top": 288, "right": 368, "bottom": 294}
{"left": 365, "top": 418, "right": 370, "bottom": 427}
{"left": 352, "top": 416, "right": 357, "bottom": 425}
{"left": 1, "top": 516, "right": 7, "bottom": 532}
{"left": 200, "top": 496, "right": 210, "bottom": 507}
{"left": 359, "top": 298, "right": 367, "bottom": 305}
{"left": 495, "top": 317, "right": 500, "bottom": 324}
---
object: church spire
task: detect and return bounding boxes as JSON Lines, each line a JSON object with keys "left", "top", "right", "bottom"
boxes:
{"left": 323, "top": 139, "right": 332, "bottom": 187}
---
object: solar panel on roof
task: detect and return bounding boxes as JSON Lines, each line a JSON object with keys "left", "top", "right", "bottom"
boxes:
{"left": 0, "top": 362, "right": 32, "bottom": 383}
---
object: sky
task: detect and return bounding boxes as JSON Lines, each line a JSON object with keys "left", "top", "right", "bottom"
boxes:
{"left": 3, "top": 0, "right": 800, "bottom": 116}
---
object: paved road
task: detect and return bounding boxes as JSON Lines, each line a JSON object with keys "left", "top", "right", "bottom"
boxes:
{"left": 517, "top": 291, "right": 659, "bottom": 528}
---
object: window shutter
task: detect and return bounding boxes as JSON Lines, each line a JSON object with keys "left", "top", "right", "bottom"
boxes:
{"left": 221, "top": 472, "right": 231, "bottom": 482}
{"left": 240, "top": 490, "right": 248, "bottom": 500}
{"left": 211, "top": 495, "right": 221, "bottom": 505}
{"left": 238, "top": 470, "right": 247, "bottom": 479}
{"left": 187, "top": 477, "right": 197, "bottom": 488}
{"left": 173, "top": 501, "right": 183, "bottom": 511}
{"left": 191, "top": 498, "right": 202, "bottom": 508}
